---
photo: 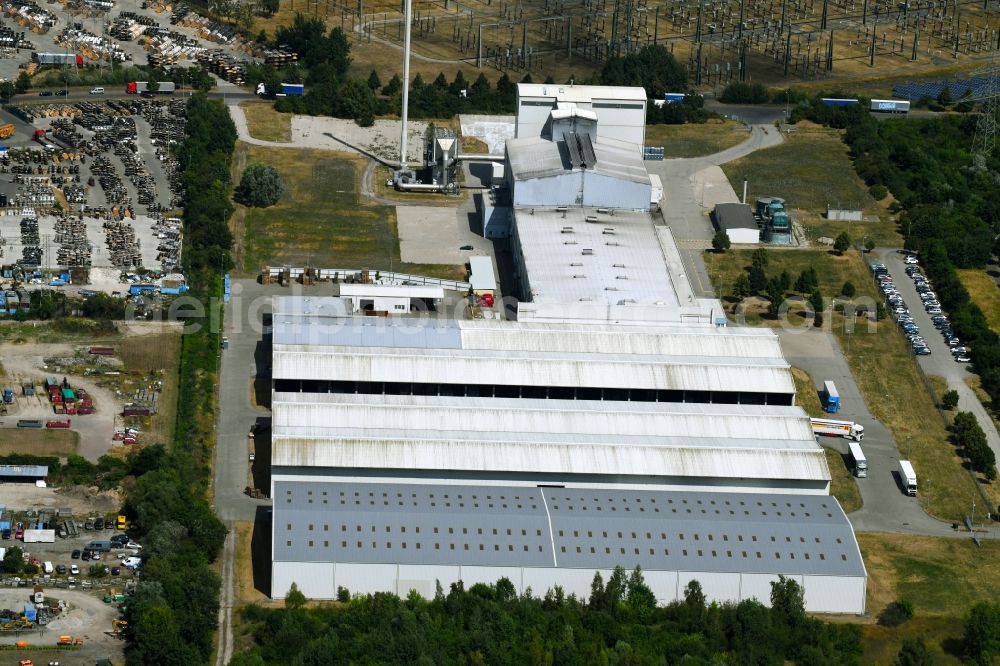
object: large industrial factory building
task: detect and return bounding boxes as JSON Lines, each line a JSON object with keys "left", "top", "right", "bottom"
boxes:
{"left": 268, "top": 84, "right": 867, "bottom": 614}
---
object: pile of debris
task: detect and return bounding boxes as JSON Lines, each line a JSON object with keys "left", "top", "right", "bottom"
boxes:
{"left": 54, "top": 215, "right": 91, "bottom": 266}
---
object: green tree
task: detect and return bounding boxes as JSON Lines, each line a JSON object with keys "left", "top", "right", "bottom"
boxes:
{"left": 896, "top": 637, "right": 934, "bottom": 666}
{"left": 810, "top": 291, "right": 825, "bottom": 327}
{"left": 0, "top": 80, "right": 14, "bottom": 101}
{"left": 748, "top": 265, "right": 768, "bottom": 293}
{"left": 751, "top": 247, "right": 769, "bottom": 271}
{"left": 2, "top": 546, "right": 23, "bottom": 574}
{"left": 712, "top": 230, "right": 731, "bottom": 253}
{"left": 258, "top": 0, "right": 279, "bottom": 16}
{"left": 14, "top": 71, "right": 30, "bottom": 93}
{"left": 941, "top": 389, "right": 960, "bottom": 410}
{"left": 733, "top": 273, "right": 752, "bottom": 299}
{"left": 146, "top": 79, "right": 160, "bottom": 94}
{"left": 366, "top": 69, "right": 381, "bottom": 91}
{"left": 625, "top": 567, "right": 656, "bottom": 621}
{"left": 936, "top": 86, "right": 953, "bottom": 106}
{"left": 286, "top": 582, "right": 306, "bottom": 609}
{"left": 236, "top": 164, "right": 284, "bottom": 207}
{"left": 767, "top": 278, "right": 784, "bottom": 316}
{"left": 382, "top": 74, "right": 402, "bottom": 97}
{"left": 778, "top": 270, "right": 792, "bottom": 292}
{"left": 834, "top": 231, "right": 851, "bottom": 254}
{"left": 963, "top": 601, "right": 1000, "bottom": 664}
{"left": 841, "top": 281, "right": 856, "bottom": 297}
{"left": 865, "top": 237, "right": 877, "bottom": 253}
{"left": 769, "top": 576, "right": 806, "bottom": 628}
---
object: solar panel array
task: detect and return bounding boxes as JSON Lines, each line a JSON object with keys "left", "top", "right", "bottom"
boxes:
{"left": 892, "top": 76, "right": 996, "bottom": 101}
{"left": 274, "top": 482, "right": 865, "bottom": 578}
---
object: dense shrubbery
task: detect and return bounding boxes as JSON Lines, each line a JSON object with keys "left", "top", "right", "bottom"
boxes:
{"left": 119, "top": 94, "right": 231, "bottom": 666}
{"left": 26, "top": 64, "right": 214, "bottom": 93}
{"left": 0, "top": 446, "right": 164, "bottom": 488}
{"left": 236, "top": 164, "right": 284, "bottom": 207}
{"left": 794, "top": 95, "right": 1000, "bottom": 430}
{"left": 253, "top": 20, "right": 702, "bottom": 125}
{"left": 15, "top": 289, "right": 126, "bottom": 321}
{"left": 231, "top": 573, "right": 861, "bottom": 665}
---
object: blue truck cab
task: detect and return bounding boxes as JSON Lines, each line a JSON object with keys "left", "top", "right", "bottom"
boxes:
{"left": 821, "top": 381, "right": 841, "bottom": 413}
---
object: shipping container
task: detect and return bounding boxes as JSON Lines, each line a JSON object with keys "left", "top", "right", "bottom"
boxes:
{"left": 45, "top": 420, "right": 71, "bottom": 428}
{"left": 17, "top": 419, "right": 43, "bottom": 428}
{"left": 23, "top": 528, "right": 56, "bottom": 542}
{"left": 89, "top": 346, "right": 115, "bottom": 356}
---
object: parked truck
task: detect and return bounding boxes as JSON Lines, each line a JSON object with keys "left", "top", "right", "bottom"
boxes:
{"left": 810, "top": 418, "right": 864, "bottom": 441}
{"left": 821, "top": 380, "right": 841, "bottom": 413}
{"left": 847, "top": 441, "right": 868, "bottom": 478}
{"left": 126, "top": 81, "right": 176, "bottom": 95}
{"left": 898, "top": 460, "right": 917, "bottom": 496}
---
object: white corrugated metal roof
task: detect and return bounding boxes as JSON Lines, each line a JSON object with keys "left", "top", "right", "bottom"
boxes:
{"left": 517, "top": 82, "right": 647, "bottom": 103}
{"left": 272, "top": 392, "right": 816, "bottom": 443}
{"left": 511, "top": 207, "right": 679, "bottom": 308}
{"left": 271, "top": 436, "right": 829, "bottom": 482}
{"left": 271, "top": 345, "right": 793, "bottom": 393}
{"left": 469, "top": 256, "right": 496, "bottom": 291}
{"left": 506, "top": 137, "right": 650, "bottom": 185}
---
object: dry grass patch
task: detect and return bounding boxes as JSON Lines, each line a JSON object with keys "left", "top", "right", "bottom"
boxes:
{"left": 791, "top": 366, "right": 825, "bottom": 417}
{"left": 116, "top": 331, "right": 182, "bottom": 447}
{"left": 706, "top": 248, "right": 977, "bottom": 521}
{"left": 645, "top": 119, "right": 748, "bottom": 158}
{"left": 241, "top": 102, "right": 292, "bottom": 143}
{"left": 0, "top": 429, "right": 78, "bottom": 456}
{"left": 957, "top": 268, "right": 1000, "bottom": 332}
{"left": 234, "top": 144, "right": 464, "bottom": 280}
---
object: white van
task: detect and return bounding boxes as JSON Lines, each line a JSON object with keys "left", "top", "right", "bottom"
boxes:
{"left": 90, "top": 87, "right": 105, "bottom": 95}
{"left": 43, "top": 561, "right": 53, "bottom": 574}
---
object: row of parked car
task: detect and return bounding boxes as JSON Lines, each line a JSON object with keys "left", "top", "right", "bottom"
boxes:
{"left": 870, "top": 257, "right": 971, "bottom": 362}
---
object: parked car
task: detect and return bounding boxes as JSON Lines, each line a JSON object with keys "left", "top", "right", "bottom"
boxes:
{"left": 955, "top": 354, "right": 972, "bottom": 362}
{"left": 70, "top": 564, "right": 79, "bottom": 575}
{"left": 71, "top": 549, "right": 81, "bottom": 559}
{"left": 81, "top": 550, "right": 90, "bottom": 561}
{"left": 905, "top": 255, "right": 919, "bottom": 264}
{"left": 951, "top": 347, "right": 968, "bottom": 356}
{"left": 55, "top": 564, "right": 66, "bottom": 574}
{"left": 927, "top": 307, "right": 943, "bottom": 315}
{"left": 111, "top": 567, "right": 121, "bottom": 576}
{"left": 915, "top": 347, "right": 932, "bottom": 355}
{"left": 38, "top": 90, "right": 53, "bottom": 96}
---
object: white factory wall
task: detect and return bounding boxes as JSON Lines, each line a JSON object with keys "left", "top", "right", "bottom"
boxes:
{"left": 589, "top": 101, "right": 646, "bottom": 147}
{"left": 728, "top": 228, "right": 761, "bottom": 244}
{"left": 581, "top": 171, "right": 652, "bottom": 210}
{"left": 271, "top": 561, "right": 864, "bottom": 613}
{"left": 516, "top": 99, "right": 556, "bottom": 139}
{"left": 513, "top": 172, "right": 583, "bottom": 208}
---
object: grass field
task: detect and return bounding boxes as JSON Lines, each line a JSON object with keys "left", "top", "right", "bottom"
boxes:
{"left": 116, "top": 332, "right": 182, "bottom": 447}
{"left": 645, "top": 120, "right": 748, "bottom": 158}
{"left": 856, "top": 532, "right": 1000, "bottom": 663}
{"left": 231, "top": 144, "right": 463, "bottom": 280}
{"left": 792, "top": 367, "right": 825, "bottom": 417}
{"left": 705, "top": 248, "right": 977, "bottom": 521}
{"left": 721, "top": 127, "right": 902, "bottom": 248}
{"left": 241, "top": 102, "right": 292, "bottom": 142}
{"left": 957, "top": 268, "right": 1000, "bottom": 331}
{"left": 0, "top": 429, "right": 78, "bottom": 456}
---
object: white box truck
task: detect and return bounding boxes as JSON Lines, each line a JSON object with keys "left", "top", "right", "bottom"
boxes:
{"left": 810, "top": 418, "right": 864, "bottom": 441}
{"left": 848, "top": 441, "right": 867, "bottom": 478}
{"left": 898, "top": 460, "right": 917, "bottom": 496}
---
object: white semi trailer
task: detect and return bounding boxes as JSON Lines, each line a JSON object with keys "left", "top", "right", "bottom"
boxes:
{"left": 810, "top": 418, "right": 865, "bottom": 441}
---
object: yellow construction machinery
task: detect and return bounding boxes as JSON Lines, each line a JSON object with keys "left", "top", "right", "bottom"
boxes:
{"left": 111, "top": 618, "right": 128, "bottom": 639}
{"left": 0, "top": 123, "right": 14, "bottom": 139}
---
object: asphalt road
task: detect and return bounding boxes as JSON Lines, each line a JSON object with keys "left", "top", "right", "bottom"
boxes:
{"left": 645, "top": 123, "right": 785, "bottom": 298}
{"left": 878, "top": 249, "right": 1000, "bottom": 469}
{"left": 779, "top": 329, "right": 965, "bottom": 537}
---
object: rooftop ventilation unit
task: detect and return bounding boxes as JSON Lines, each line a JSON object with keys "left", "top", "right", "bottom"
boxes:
{"left": 606, "top": 241, "right": 621, "bottom": 246}
{"left": 581, "top": 248, "right": 594, "bottom": 255}
{"left": 613, "top": 263, "right": 625, "bottom": 268}
{"left": 596, "top": 208, "right": 609, "bottom": 214}
{"left": 616, "top": 275, "right": 628, "bottom": 280}
{"left": 556, "top": 206, "right": 568, "bottom": 213}
{"left": 570, "top": 262, "right": 583, "bottom": 266}
{"left": 573, "top": 274, "right": 586, "bottom": 278}
{"left": 560, "top": 226, "right": 574, "bottom": 233}
{"left": 564, "top": 240, "right": 578, "bottom": 245}
{"left": 585, "top": 215, "right": 599, "bottom": 223}
{"left": 602, "top": 228, "right": 615, "bottom": 234}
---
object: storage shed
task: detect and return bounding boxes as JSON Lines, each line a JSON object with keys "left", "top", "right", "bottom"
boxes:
{"left": 713, "top": 203, "right": 760, "bottom": 245}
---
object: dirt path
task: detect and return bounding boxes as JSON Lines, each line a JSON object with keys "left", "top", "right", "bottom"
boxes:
{"left": 0, "top": 342, "right": 120, "bottom": 461}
